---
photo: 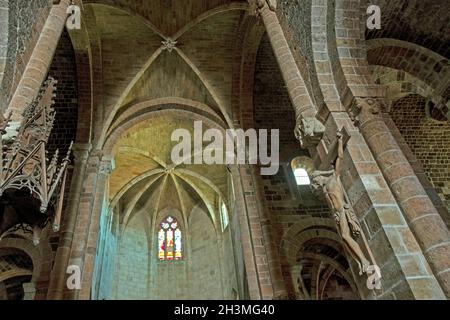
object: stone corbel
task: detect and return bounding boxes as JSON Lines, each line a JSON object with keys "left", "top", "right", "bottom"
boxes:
{"left": 99, "top": 156, "right": 114, "bottom": 175}
{"left": 256, "top": 0, "right": 277, "bottom": 12}
{"left": 349, "top": 97, "right": 388, "bottom": 126}
{"left": 294, "top": 116, "right": 326, "bottom": 149}
{"left": 72, "top": 143, "right": 92, "bottom": 164}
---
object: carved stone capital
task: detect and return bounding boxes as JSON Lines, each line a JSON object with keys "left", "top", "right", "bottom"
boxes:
{"left": 99, "top": 156, "right": 114, "bottom": 175}
{"left": 294, "top": 117, "right": 325, "bottom": 149}
{"left": 349, "top": 97, "right": 389, "bottom": 126}
{"left": 72, "top": 143, "right": 92, "bottom": 163}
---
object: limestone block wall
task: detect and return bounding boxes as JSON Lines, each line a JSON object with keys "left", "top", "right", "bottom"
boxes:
{"left": 92, "top": 203, "right": 118, "bottom": 300}
{"left": 115, "top": 214, "right": 149, "bottom": 299}
{"left": 220, "top": 225, "right": 240, "bottom": 299}
{"left": 99, "top": 206, "right": 238, "bottom": 300}
{"left": 188, "top": 207, "right": 223, "bottom": 300}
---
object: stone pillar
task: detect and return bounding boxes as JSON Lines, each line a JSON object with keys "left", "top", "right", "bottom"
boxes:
{"left": 352, "top": 97, "right": 450, "bottom": 298}
{"left": 22, "top": 282, "right": 36, "bottom": 300}
{"left": 383, "top": 114, "right": 450, "bottom": 228}
{"left": 7, "top": 0, "right": 70, "bottom": 122}
{"left": 256, "top": 1, "right": 323, "bottom": 147}
{"left": 0, "top": 281, "right": 7, "bottom": 300}
{"left": 232, "top": 165, "right": 285, "bottom": 299}
{"left": 47, "top": 143, "right": 91, "bottom": 300}
{"left": 250, "top": 166, "right": 287, "bottom": 299}
{"left": 64, "top": 151, "right": 112, "bottom": 300}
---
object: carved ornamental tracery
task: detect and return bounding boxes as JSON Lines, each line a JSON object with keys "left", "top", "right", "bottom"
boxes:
{"left": 0, "top": 77, "right": 72, "bottom": 243}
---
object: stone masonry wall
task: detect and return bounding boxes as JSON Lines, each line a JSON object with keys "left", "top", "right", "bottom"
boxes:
{"left": 188, "top": 207, "right": 224, "bottom": 299}
{"left": 47, "top": 29, "right": 78, "bottom": 155}
{"left": 115, "top": 214, "right": 148, "bottom": 299}
{"left": 277, "top": 0, "right": 324, "bottom": 109}
{"left": 253, "top": 33, "right": 330, "bottom": 222}
{"left": 0, "top": 0, "right": 52, "bottom": 109}
{"left": 109, "top": 206, "right": 235, "bottom": 299}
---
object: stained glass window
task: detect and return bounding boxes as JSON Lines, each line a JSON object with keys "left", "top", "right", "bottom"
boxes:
{"left": 158, "top": 216, "right": 182, "bottom": 261}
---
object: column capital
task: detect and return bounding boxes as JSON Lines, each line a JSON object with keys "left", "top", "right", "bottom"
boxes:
{"left": 99, "top": 155, "right": 114, "bottom": 175}
{"left": 348, "top": 96, "right": 389, "bottom": 127}
{"left": 71, "top": 143, "right": 92, "bottom": 163}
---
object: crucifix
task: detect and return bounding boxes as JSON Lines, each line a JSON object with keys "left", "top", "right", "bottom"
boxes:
{"left": 310, "top": 128, "right": 374, "bottom": 276}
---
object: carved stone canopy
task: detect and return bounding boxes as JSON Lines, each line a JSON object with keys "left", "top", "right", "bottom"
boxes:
{"left": 0, "top": 77, "right": 72, "bottom": 240}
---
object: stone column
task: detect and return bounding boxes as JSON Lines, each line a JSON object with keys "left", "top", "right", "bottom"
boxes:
{"left": 47, "top": 143, "right": 91, "bottom": 300}
{"left": 232, "top": 165, "right": 286, "bottom": 299}
{"left": 250, "top": 166, "right": 287, "bottom": 299}
{"left": 383, "top": 114, "right": 450, "bottom": 228}
{"left": 7, "top": 0, "right": 70, "bottom": 122}
{"left": 22, "top": 282, "right": 36, "bottom": 300}
{"left": 0, "top": 281, "right": 7, "bottom": 300}
{"left": 64, "top": 151, "right": 112, "bottom": 300}
{"left": 230, "top": 164, "right": 288, "bottom": 299}
{"left": 256, "top": 1, "right": 323, "bottom": 147}
{"left": 352, "top": 97, "right": 450, "bottom": 298}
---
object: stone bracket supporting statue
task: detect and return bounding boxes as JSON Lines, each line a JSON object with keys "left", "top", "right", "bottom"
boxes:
{"left": 294, "top": 116, "right": 326, "bottom": 149}
{"left": 310, "top": 130, "right": 375, "bottom": 277}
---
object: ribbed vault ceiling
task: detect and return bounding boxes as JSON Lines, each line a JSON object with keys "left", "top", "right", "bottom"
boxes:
{"left": 109, "top": 114, "right": 229, "bottom": 229}
{"left": 80, "top": 1, "right": 247, "bottom": 229}
{"left": 82, "top": 0, "right": 248, "bottom": 138}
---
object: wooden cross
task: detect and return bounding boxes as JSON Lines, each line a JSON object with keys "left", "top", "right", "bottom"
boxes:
{"left": 313, "top": 127, "right": 351, "bottom": 171}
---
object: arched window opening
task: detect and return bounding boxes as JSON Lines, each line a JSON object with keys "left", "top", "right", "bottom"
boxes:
{"left": 158, "top": 216, "right": 182, "bottom": 261}
{"left": 220, "top": 200, "right": 229, "bottom": 231}
{"left": 291, "top": 157, "right": 314, "bottom": 186}
{"left": 293, "top": 168, "right": 310, "bottom": 185}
